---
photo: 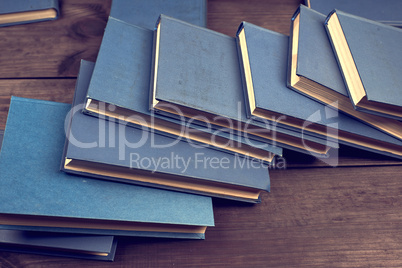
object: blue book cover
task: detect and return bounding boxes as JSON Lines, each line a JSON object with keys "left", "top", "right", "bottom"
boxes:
{"left": 0, "top": 230, "right": 117, "bottom": 261}
{"left": 149, "top": 15, "right": 334, "bottom": 157}
{"left": 0, "top": 96, "right": 214, "bottom": 239}
{"left": 64, "top": 60, "right": 271, "bottom": 203}
{"left": 306, "top": 0, "right": 402, "bottom": 27}
{"left": 110, "top": 0, "right": 207, "bottom": 29}
{"left": 0, "top": 0, "right": 59, "bottom": 27}
{"left": 326, "top": 9, "right": 402, "bottom": 120}
{"left": 288, "top": 5, "right": 402, "bottom": 141}
{"left": 236, "top": 21, "right": 402, "bottom": 160}
{"left": 85, "top": 16, "right": 282, "bottom": 163}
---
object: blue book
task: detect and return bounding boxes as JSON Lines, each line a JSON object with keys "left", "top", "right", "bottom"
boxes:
{"left": 288, "top": 5, "right": 402, "bottom": 141}
{"left": 110, "top": 0, "right": 207, "bottom": 29}
{"left": 0, "top": 230, "right": 117, "bottom": 261}
{"left": 237, "top": 21, "right": 402, "bottom": 160}
{"left": 149, "top": 15, "right": 334, "bottom": 157}
{"left": 325, "top": 9, "right": 402, "bottom": 120}
{"left": 84, "top": 17, "right": 282, "bottom": 163}
{"left": 0, "top": 0, "right": 59, "bottom": 27}
{"left": 0, "top": 96, "right": 214, "bottom": 239}
{"left": 64, "top": 60, "right": 271, "bottom": 203}
{"left": 306, "top": 0, "right": 402, "bottom": 28}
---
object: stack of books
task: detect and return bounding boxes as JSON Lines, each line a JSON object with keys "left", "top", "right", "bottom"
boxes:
{"left": 0, "top": 0, "right": 401, "bottom": 262}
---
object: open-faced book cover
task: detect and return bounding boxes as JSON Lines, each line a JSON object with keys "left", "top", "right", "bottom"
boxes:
{"left": 236, "top": 20, "right": 402, "bottom": 160}
{"left": 148, "top": 14, "right": 335, "bottom": 157}
{"left": 325, "top": 9, "right": 402, "bottom": 121}
{"left": 0, "top": 96, "right": 214, "bottom": 239}
{"left": 0, "top": 0, "right": 59, "bottom": 27}
{"left": 288, "top": 5, "right": 402, "bottom": 140}
{"left": 0, "top": 230, "right": 117, "bottom": 261}
{"left": 64, "top": 60, "right": 271, "bottom": 203}
{"left": 84, "top": 16, "right": 281, "bottom": 164}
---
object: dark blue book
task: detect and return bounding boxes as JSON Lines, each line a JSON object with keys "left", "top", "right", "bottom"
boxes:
{"left": 149, "top": 15, "right": 334, "bottom": 157}
{"left": 84, "top": 16, "right": 282, "bottom": 163}
{"left": 0, "top": 230, "right": 117, "bottom": 261}
{"left": 288, "top": 5, "right": 402, "bottom": 141}
{"left": 64, "top": 60, "right": 271, "bottom": 203}
{"left": 0, "top": 96, "right": 214, "bottom": 239}
{"left": 110, "top": 0, "right": 207, "bottom": 29}
{"left": 0, "top": 0, "right": 59, "bottom": 27}
{"left": 237, "top": 21, "right": 402, "bottom": 160}
{"left": 325, "top": 9, "right": 402, "bottom": 121}
{"left": 306, "top": 0, "right": 402, "bottom": 27}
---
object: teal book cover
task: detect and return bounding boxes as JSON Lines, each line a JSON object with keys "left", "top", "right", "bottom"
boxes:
{"left": 85, "top": 16, "right": 282, "bottom": 163}
{"left": 288, "top": 5, "right": 402, "bottom": 141}
{"left": 64, "top": 60, "right": 271, "bottom": 203}
{"left": 0, "top": 0, "right": 59, "bottom": 27}
{"left": 236, "top": 21, "right": 402, "bottom": 160}
{"left": 306, "top": 0, "right": 402, "bottom": 27}
{"left": 110, "top": 0, "right": 207, "bottom": 29}
{"left": 0, "top": 230, "right": 117, "bottom": 261}
{"left": 326, "top": 9, "right": 402, "bottom": 120}
{"left": 149, "top": 15, "right": 333, "bottom": 157}
{"left": 0, "top": 96, "right": 214, "bottom": 239}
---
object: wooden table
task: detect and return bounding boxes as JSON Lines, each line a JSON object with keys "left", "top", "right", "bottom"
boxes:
{"left": 1, "top": 0, "right": 402, "bottom": 267}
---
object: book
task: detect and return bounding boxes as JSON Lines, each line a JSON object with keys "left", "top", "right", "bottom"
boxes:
{"left": 0, "top": 129, "right": 117, "bottom": 261}
{"left": 110, "top": 0, "right": 207, "bottom": 29}
{"left": 84, "top": 17, "right": 282, "bottom": 163}
{"left": 236, "top": 21, "right": 402, "bottom": 160}
{"left": 306, "top": 0, "right": 402, "bottom": 28}
{"left": 288, "top": 5, "right": 402, "bottom": 140}
{"left": 149, "top": 15, "right": 334, "bottom": 156}
{"left": 0, "top": 96, "right": 214, "bottom": 239}
{"left": 0, "top": 0, "right": 59, "bottom": 27}
{"left": 64, "top": 60, "right": 271, "bottom": 203}
{"left": 325, "top": 9, "right": 402, "bottom": 120}
{"left": 0, "top": 230, "right": 117, "bottom": 261}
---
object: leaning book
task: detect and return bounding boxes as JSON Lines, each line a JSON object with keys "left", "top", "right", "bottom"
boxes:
{"left": 236, "top": 20, "right": 402, "bottom": 160}
{"left": 288, "top": 5, "right": 402, "bottom": 140}
{"left": 0, "top": 96, "right": 214, "bottom": 239}
{"left": 325, "top": 9, "right": 402, "bottom": 120}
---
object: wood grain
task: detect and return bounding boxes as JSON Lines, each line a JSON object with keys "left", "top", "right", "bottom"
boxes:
{"left": 0, "top": 0, "right": 111, "bottom": 78}
{"left": 1, "top": 0, "right": 402, "bottom": 267}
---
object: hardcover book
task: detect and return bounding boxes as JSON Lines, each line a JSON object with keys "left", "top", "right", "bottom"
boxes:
{"left": 149, "top": 15, "right": 334, "bottom": 156}
{"left": 0, "top": 0, "right": 59, "bottom": 27}
{"left": 85, "top": 17, "right": 282, "bottom": 163}
{"left": 306, "top": 0, "right": 402, "bottom": 27}
{"left": 64, "top": 60, "right": 271, "bottom": 203}
{"left": 110, "top": 0, "right": 207, "bottom": 29}
{"left": 325, "top": 9, "right": 402, "bottom": 120}
{"left": 237, "top": 21, "right": 402, "bottom": 159}
{"left": 0, "top": 96, "right": 214, "bottom": 239}
{"left": 0, "top": 230, "right": 117, "bottom": 261}
{"left": 288, "top": 5, "right": 402, "bottom": 140}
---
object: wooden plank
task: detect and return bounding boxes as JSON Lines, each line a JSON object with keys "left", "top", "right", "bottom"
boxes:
{"left": 0, "top": 0, "right": 111, "bottom": 78}
{"left": 208, "top": 0, "right": 301, "bottom": 36}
